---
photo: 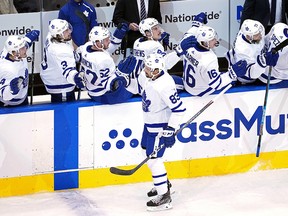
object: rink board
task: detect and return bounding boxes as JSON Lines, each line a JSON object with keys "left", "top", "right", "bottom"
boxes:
{"left": 1, "top": 83, "right": 288, "bottom": 197}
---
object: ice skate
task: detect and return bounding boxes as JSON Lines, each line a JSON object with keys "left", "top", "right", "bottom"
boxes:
{"left": 147, "top": 180, "right": 172, "bottom": 197}
{"left": 146, "top": 189, "right": 172, "bottom": 211}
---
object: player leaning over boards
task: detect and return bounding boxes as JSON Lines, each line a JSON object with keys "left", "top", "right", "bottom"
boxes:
{"left": 76, "top": 24, "right": 137, "bottom": 104}
{"left": 127, "top": 17, "right": 196, "bottom": 95}
{"left": 0, "top": 30, "right": 39, "bottom": 107}
{"left": 138, "top": 53, "right": 186, "bottom": 211}
{"left": 226, "top": 19, "right": 279, "bottom": 84}
{"left": 175, "top": 12, "right": 246, "bottom": 97}
{"left": 40, "top": 19, "right": 85, "bottom": 103}
{"left": 181, "top": 24, "right": 247, "bottom": 97}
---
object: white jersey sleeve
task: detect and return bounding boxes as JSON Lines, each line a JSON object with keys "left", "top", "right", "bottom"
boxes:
{"left": 185, "top": 23, "right": 202, "bottom": 35}
{"left": 107, "top": 35, "right": 122, "bottom": 54}
{"left": 163, "top": 51, "right": 181, "bottom": 70}
{"left": 55, "top": 48, "right": 78, "bottom": 84}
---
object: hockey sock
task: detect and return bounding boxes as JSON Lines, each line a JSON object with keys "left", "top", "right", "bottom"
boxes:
{"left": 147, "top": 158, "right": 168, "bottom": 195}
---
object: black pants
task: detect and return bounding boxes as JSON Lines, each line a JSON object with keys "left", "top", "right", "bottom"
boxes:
{"left": 50, "top": 91, "right": 75, "bottom": 103}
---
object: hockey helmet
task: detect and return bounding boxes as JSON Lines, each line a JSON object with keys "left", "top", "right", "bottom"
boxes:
{"left": 144, "top": 53, "right": 165, "bottom": 72}
{"left": 139, "top": 18, "right": 160, "bottom": 36}
{"left": 49, "top": 19, "right": 72, "bottom": 38}
{"left": 240, "top": 19, "right": 264, "bottom": 43}
{"left": 270, "top": 22, "right": 288, "bottom": 44}
{"left": 196, "top": 25, "right": 218, "bottom": 49}
{"left": 89, "top": 26, "right": 110, "bottom": 43}
{"left": 4, "top": 35, "right": 28, "bottom": 55}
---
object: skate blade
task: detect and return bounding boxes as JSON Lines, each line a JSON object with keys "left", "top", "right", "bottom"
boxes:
{"left": 146, "top": 203, "right": 173, "bottom": 212}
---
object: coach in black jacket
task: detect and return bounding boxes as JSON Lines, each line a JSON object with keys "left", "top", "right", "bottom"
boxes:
{"left": 112, "top": 0, "right": 162, "bottom": 52}
{"left": 240, "top": 0, "right": 288, "bottom": 33}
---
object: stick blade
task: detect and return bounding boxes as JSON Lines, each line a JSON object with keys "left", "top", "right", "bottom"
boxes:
{"left": 256, "top": 144, "right": 261, "bottom": 157}
{"left": 109, "top": 166, "right": 135, "bottom": 176}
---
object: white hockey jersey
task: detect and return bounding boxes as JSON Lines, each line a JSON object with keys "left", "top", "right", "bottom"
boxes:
{"left": 226, "top": 31, "right": 266, "bottom": 83}
{"left": 78, "top": 42, "right": 116, "bottom": 97}
{"left": 128, "top": 38, "right": 180, "bottom": 94}
{"left": 40, "top": 34, "right": 77, "bottom": 94}
{"left": 138, "top": 70, "right": 186, "bottom": 132}
{"left": 0, "top": 52, "right": 29, "bottom": 106}
{"left": 259, "top": 23, "right": 288, "bottom": 84}
{"left": 183, "top": 45, "right": 233, "bottom": 97}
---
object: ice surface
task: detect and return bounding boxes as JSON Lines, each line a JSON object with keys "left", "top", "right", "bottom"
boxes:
{"left": 1, "top": 169, "right": 288, "bottom": 216}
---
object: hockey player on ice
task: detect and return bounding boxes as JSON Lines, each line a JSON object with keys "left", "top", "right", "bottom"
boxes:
{"left": 258, "top": 22, "right": 287, "bottom": 84}
{"left": 40, "top": 19, "right": 85, "bottom": 103}
{"left": 77, "top": 24, "right": 138, "bottom": 104}
{"left": 226, "top": 19, "right": 278, "bottom": 84}
{"left": 137, "top": 53, "right": 186, "bottom": 211}
{"left": 128, "top": 17, "right": 196, "bottom": 95}
{"left": 0, "top": 30, "right": 39, "bottom": 107}
{"left": 181, "top": 24, "right": 247, "bottom": 96}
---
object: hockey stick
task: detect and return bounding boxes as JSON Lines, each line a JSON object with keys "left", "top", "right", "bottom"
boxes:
{"left": 110, "top": 84, "right": 232, "bottom": 175}
{"left": 30, "top": 42, "right": 36, "bottom": 105}
{"left": 77, "top": 89, "right": 81, "bottom": 100}
{"left": 76, "top": 63, "right": 82, "bottom": 100}
{"left": 256, "top": 39, "right": 288, "bottom": 157}
{"left": 256, "top": 67, "right": 271, "bottom": 157}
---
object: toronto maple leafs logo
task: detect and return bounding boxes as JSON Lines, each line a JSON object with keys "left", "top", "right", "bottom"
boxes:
{"left": 142, "top": 90, "right": 151, "bottom": 112}
{"left": 83, "top": 10, "right": 89, "bottom": 17}
{"left": 22, "top": 69, "right": 29, "bottom": 87}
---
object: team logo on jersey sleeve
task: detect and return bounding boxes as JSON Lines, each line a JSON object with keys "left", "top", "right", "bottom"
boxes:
{"left": 142, "top": 91, "right": 151, "bottom": 112}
